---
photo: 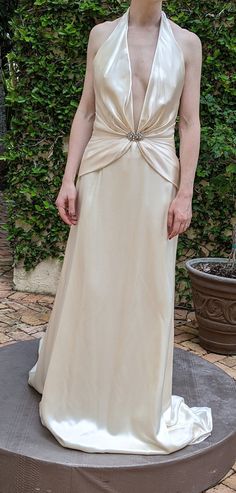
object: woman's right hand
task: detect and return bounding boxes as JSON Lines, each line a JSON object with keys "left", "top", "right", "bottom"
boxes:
{"left": 55, "top": 179, "right": 79, "bottom": 226}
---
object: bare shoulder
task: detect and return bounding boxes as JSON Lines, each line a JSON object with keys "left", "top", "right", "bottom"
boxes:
{"left": 168, "top": 18, "right": 202, "bottom": 64}
{"left": 89, "top": 16, "right": 122, "bottom": 58}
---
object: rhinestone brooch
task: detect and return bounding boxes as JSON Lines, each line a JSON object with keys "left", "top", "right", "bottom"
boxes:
{"left": 126, "top": 131, "right": 144, "bottom": 141}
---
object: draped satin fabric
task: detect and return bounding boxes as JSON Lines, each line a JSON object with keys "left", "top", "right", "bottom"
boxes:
{"left": 28, "top": 7, "right": 213, "bottom": 454}
{"left": 78, "top": 8, "right": 185, "bottom": 189}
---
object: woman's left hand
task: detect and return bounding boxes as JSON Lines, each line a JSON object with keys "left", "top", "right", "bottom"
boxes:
{"left": 167, "top": 192, "right": 192, "bottom": 239}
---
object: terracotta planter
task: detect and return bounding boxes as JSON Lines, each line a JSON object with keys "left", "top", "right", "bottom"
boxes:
{"left": 185, "top": 257, "right": 236, "bottom": 355}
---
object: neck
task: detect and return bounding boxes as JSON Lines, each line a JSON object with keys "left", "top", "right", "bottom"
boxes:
{"left": 129, "top": 0, "right": 162, "bottom": 26}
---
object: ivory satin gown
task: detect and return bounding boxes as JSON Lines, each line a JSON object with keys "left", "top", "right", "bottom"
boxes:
{"left": 28, "top": 7, "right": 213, "bottom": 454}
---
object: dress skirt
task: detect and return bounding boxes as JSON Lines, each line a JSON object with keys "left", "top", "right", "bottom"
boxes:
{"left": 28, "top": 142, "right": 213, "bottom": 454}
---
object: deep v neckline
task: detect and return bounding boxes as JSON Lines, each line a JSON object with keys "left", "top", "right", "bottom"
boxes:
{"left": 125, "top": 7, "right": 164, "bottom": 133}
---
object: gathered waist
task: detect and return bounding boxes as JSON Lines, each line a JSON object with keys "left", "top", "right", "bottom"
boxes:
{"left": 78, "top": 121, "right": 180, "bottom": 190}
{"left": 91, "top": 120, "right": 176, "bottom": 145}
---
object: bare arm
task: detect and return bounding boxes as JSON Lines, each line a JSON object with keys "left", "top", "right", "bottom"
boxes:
{"left": 62, "top": 30, "right": 97, "bottom": 184}
{"left": 55, "top": 26, "right": 98, "bottom": 225}
{"left": 178, "top": 32, "right": 202, "bottom": 197}
{"left": 167, "top": 31, "right": 202, "bottom": 239}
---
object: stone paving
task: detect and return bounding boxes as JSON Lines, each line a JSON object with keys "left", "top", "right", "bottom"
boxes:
{"left": 0, "top": 191, "right": 235, "bottom": 492}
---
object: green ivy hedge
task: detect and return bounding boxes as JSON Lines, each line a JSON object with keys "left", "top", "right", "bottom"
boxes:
{"left": 1, "top": 0, "right": 236, "bottom": 305}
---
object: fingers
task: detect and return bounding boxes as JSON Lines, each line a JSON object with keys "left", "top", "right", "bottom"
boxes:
{"left": 68, "top": 196, "right": 77, "bottom": 221}
{"left": 167, "top": 207, "right": 174, "bottom": 237}
{"left": 168, "top": 218, "right": 182, "bottom": 239}
{"left": 168, "top": 218, "right": 191, "bottom": 239}
{"left": 57, "top": 206, "right": 77, "bottom": 226}
{"left": 55, "top": 190, "right": 79, "bottom": 226}
{"left": 167, "top": 194, "right": 192, "bottom": 239}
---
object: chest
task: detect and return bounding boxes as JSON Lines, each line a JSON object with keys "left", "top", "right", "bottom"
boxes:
{"left": 127, "top": 29, "right": 160, "bottom": 92}
{"left": 93, "top": 11, "right": 185, "bottom": 127}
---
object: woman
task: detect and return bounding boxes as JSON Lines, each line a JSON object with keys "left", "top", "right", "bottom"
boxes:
{"left": 28, "top": 0, "right": 213, "bottom": 454}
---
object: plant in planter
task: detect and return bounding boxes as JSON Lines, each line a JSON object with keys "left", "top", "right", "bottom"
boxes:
{"left": 185, "top": 225, "right": 236, "bottom": 355}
